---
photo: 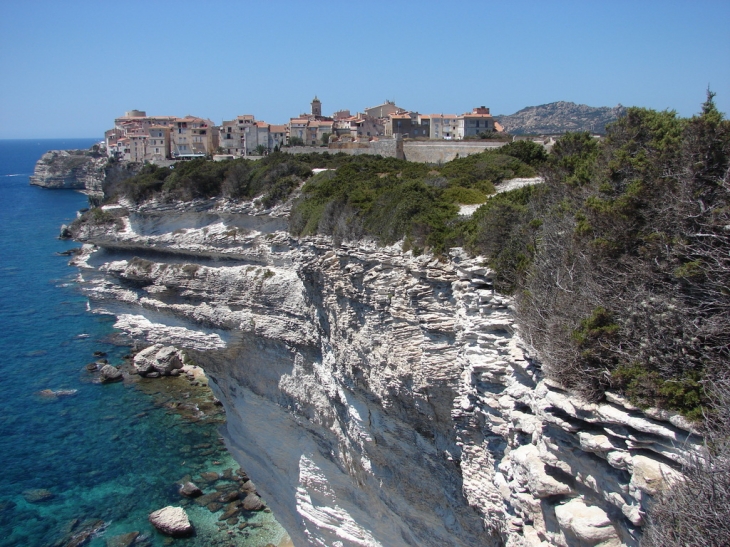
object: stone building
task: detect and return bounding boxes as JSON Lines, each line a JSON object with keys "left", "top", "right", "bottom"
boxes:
{"left": 364, "top": 100, "right": 403, "bottom": 119}
{"left": 171, "top": 116, "right": 218, "bottom": 158}
{"left": 311, "top": 96, "right": 322, "bottom": 117}
{"left": 458, "top": 106, "right": 496, "bottom": 138}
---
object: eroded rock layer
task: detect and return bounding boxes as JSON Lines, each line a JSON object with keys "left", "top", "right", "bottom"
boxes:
{"left": 71, "top": 199, "right": 700, "bottom": 547}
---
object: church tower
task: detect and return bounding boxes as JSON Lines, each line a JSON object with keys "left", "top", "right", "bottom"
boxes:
{"left": 311, "top": 96, "right": 322, "bottom": 117}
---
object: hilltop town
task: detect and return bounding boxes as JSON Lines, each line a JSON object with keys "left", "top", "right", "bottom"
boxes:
{"left": 105, "top": 97, "right": 503, "bottom": 163}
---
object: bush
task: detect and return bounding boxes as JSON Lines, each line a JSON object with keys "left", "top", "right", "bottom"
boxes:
{"left": 512, "top": 94, "right": 730, "bottom": 415}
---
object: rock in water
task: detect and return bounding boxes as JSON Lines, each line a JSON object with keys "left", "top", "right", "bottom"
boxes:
{"left": 23, "top": 489, "right": 54, "bottom": 503}
{"left": 242, "top": 493, "right": 264, "bottom": 511}
{"left": 148, "top": 506, "right": 194, "bottom": 537}
{"left": 178, "top": 481, "right": 203, "bottom": 498}
{"left": 99, "top": 364, "right": 123, "bottom": 383}
{"left": 105, "top": 531, "right": 139, "bottom": 547}
{"left": 134, "top": 344, "right": 183, "bottom": 376}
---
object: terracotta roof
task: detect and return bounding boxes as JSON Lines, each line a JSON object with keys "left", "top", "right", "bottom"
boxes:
{"left": 269, "top": 125, "right": 286, "bottom": 133}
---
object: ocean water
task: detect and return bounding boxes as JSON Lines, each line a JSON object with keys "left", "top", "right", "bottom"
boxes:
{"left": 0, "top": 140, "right": 287, "bottom": 547}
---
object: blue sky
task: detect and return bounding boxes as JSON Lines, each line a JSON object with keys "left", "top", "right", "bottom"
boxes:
{"left": 1, "top": 0, "right": 728, "bottom": 138}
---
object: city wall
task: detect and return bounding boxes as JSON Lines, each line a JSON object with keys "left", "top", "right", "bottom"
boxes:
{"left": 403, "top": 141, "right": 505, "bottom": 163}
{"left": 281, "top": 138, "right": 508, "bottom": 164}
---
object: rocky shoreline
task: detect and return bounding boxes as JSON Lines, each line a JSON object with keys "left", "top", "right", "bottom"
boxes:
{"left": 64, "top": 194, "right": 701, "bottom": 547}
{"left": 28, "top": 339, "right": 290, "bottom": 547}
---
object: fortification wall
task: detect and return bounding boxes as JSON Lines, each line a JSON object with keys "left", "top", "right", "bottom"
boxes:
{"left": 282, "top": 139, "right": 508, "bottom": 164}
{"left": 403, "top": 141, "right": 506, "bottom": 163}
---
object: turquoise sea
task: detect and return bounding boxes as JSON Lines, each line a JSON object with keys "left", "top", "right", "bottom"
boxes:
{"left": 0, "top": 140, "right": 287, "bottom": 547}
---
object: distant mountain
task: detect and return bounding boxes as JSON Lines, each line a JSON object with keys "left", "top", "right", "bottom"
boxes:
{"left": 495, "top": 101, "right": 627, "bottom": 135}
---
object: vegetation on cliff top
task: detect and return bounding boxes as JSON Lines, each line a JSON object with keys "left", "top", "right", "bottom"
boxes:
{"left": 96, "top": 142, "right": 542, "bottom": 254}
{"left": 506, "top": 94, "right": 729, "bottom": 424}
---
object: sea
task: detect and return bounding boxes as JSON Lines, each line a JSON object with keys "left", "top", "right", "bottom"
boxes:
{"left": 0, "top": 140, "right": 288, "bottom": 547}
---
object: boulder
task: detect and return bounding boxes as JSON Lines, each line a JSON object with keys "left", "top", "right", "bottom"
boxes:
{"left": 239, "top": 480, "right": 256, "bottom": 494}
{"left": 133, "top": 345, "right": 161, "bottom": 375}
{"left": 99, "top": 365, "right": 123, "bottom": 383}
{"left": 242, "top": 493, "right": 264, "bottom": 511}
{"left": 554, "top": 498, "right": 621, "bottom": 546}
{"left": 153, "top": 346, "right": 183, "bottom": 374}
{"left": 134, "top": 345, "right": 183, "bottom": 376}
{"left": 148, "top": 506, "right": 194, "bottom": 537}
{"left": 179, "top": 482, "right": 203, "bottom": 498}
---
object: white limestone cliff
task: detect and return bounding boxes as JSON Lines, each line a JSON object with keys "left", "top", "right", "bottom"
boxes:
{"left": 70, "top": 199, "right": 701, "bottom": 547}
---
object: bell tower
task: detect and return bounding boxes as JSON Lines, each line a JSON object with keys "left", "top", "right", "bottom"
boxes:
{"left": 311, "top": 96, "right": 322, "bottom": 117}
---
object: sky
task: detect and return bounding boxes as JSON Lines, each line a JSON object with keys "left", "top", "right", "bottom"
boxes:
{"left": 0, "top": 0, "right": 728, "bottom": 139}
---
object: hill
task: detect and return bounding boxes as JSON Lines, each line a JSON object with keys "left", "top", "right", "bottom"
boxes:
{"left": 496, "top": 101, "right": 627, "bottom": 135}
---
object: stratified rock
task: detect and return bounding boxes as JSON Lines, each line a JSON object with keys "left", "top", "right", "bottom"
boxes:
{"left": 148, "top": 506, "right": 194, "bottom": 537}
{"left": 69, "top": 198, "right": 706, "bottom": 547}
{"left": 241, "top": 493, "right": 264, "bottom": 511}
{"left": 30, "top": 150, "right": 104, "bottom": 189}
{"left": 179, "top": 482, "right": 203, "bottom": 498}
{"left": 99, "top": 364, "right": 123, "bottom": 383}
{"left": 23, "top": 489, "right": 54, "bottom": 503}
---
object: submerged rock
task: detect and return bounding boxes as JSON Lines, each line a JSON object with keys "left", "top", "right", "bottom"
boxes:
{"left": 54, "top": 518, "right": 106, "bottom": 547}
{"left": 148, "top": 506, "right": 194, "bottom": 537}
{"left": 37, "top": 389, "right": 78, "bottom": 399}
{"left": 23, "top": 488, "right": 54, "bottom": 503}
{"left": 105, "top": 531, "right": 139, "bottom": 547}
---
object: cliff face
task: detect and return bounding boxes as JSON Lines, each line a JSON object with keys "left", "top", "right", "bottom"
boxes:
{"left": 30, "top": 149, "right": 107, "bottom": 190}
{"left": 30, "top": 150, "right": 140, "bottom": 203}
{"left": 71, "top": 199, "right": 700, "bottom": 547}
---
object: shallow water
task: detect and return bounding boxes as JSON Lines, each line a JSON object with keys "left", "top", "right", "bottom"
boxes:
{"left": 0, "top": 140, "right": 287, "bottom": 547}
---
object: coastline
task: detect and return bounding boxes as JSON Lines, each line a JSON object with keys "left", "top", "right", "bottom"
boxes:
{"left": 79, "top": 321, "right": 293, "bottom": 547}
